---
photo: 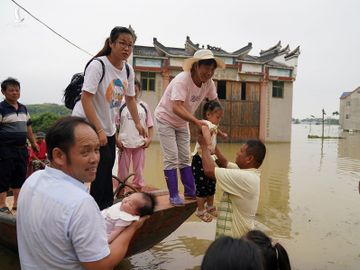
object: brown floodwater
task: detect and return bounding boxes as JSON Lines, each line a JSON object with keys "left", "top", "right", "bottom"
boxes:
{"left": 1, "top": 124, "right": 360, "bottom": 270}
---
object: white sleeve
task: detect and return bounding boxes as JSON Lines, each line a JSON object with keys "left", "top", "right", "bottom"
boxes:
{"left": 126, "top": 64, "right": 135, "bottom": 97}
{"left": 82, "top": 60, "right": 104, "bottom": 94}
{"left": 68, "top": 197, "right": 110, "bottom": 262}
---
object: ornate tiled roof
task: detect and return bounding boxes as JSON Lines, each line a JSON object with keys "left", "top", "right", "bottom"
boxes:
{"left": 134, "top": 36, "right": 299, "bottom": 70}
{"left": 133, "top": 45, "right": 161, "bottom": 58}
{"left": 153, "top": 38, "right": 191, "bottom": 57}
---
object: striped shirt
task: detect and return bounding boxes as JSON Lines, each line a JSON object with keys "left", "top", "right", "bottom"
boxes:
{"left": 0, "top": 100, "right": 31, "bottom": 147}
{"left": 215, "top": 162, "right": 260, "bottom": 238}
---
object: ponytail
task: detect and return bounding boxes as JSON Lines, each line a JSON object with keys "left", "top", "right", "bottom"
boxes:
{"left": 94, "top": 38, "right": 111, "bottom": 57}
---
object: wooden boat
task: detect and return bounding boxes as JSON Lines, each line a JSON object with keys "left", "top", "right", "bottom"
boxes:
{"left": 0, "top": 176, "right": 196, "bottom": 258}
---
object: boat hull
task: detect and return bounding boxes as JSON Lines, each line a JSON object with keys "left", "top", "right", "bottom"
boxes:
{"left": 0, "top": 191, "right": 196, "bottom": 258}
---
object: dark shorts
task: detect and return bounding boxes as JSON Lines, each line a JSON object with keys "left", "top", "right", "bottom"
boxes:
{"left": 0, "top": 146, "right": 28, "bottom": 193}
{"left": 191, "top": 154, "right": 216, "bottom": 198}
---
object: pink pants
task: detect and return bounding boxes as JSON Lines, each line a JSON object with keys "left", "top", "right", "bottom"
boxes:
{"left": 117, "top": 147, "right": 145, "bottom": 188}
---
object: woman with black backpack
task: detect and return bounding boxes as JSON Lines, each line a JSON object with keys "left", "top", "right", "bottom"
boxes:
{"left": 72, "top": 26, "right": 146, "bottom": 210}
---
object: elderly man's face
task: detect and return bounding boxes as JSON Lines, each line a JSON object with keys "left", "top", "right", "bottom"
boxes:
{"left": 63, "top": 124, "right": 100, "bottom": 183}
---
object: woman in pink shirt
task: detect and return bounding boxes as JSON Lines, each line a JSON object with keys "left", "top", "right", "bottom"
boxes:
{"left": 154, "top": 49, "right": 225, "bottom": 206}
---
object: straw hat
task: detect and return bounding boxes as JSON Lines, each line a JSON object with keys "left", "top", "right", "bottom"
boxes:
{"left": 182, "top": 49, "right": 226, "bottom": 71}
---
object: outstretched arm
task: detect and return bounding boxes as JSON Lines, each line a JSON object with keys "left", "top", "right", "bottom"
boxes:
{"left": 198, "top": 134, "right": 216, "bottom": 180}
{"left": 214, "top": 146, "right": 228, "bottom": 168}
{"left": 172, "top": 100, "right": 205, "bottom": 130}
{"left": 82, "top": 216, "right": 148, "bottom": 270}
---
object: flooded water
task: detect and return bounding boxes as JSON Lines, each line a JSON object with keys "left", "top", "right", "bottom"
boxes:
{"left": 1, "top": 124, "right": 360, "bottom": 270}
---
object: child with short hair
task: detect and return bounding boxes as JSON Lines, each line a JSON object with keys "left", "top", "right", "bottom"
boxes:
{"left": 101, "top": 192, "right": 157, "bottom": 243}
{"left": 191, "top": 100, "right": 226, "bottom": 222}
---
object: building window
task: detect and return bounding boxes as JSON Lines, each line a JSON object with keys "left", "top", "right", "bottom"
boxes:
{"left": 140, "top": 72, "right": 156, "bottom": 91}
{"left": 346, "top": 114, "right": 350, "bottom": 119}
{"left": 272, "top": 81, "right": 284, "bottom": 98}
{"left": 346, "top": 101, "right": 351, "bottom": 106}
{"left": 217, "top": 80, "right": 226, "bottom": 99}
{"left": 241, "top": 82, "right": 246, "bottom": 100}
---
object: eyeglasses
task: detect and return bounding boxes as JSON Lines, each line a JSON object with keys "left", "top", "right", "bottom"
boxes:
{"left": 115, "top": 41, "right": 133, "bottom": 49}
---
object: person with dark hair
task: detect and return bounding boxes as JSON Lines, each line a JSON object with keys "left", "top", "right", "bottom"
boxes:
{"left": 201, "top": 236, "right": 264, "bottom": 270}
{"left": 243, "top": 230, "right": 291, "bottom": 270}
{"left": 115, "top": 79, "right": 153, "bottom": 190}
{"left": 154, "top": 49, "right": 226, "bottom": 206}
{"left": 17, "top": 116, "right": 147, "bottom": 269}
{"left": 102, "top": 192, "right": 156, "bottom": 243}
{"left": 197, "top": 133, "right": 266, "bottom": 238}
{"left": 72, "top": 26, "right": 147, "bottom": 210}
{"left": 0, "top": 77, "right": 39, "bottom": 214}
{"left": 191, "top": 100, "right": 227, "bottom": 222}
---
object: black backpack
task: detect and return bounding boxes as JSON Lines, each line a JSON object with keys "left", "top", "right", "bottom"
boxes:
{"left": 63, "top": 58, "right": 130, "bottom": 110}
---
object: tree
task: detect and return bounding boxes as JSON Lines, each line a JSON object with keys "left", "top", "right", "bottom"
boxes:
{"left": 31, "top": 112, "right": 62, "bottom": 133}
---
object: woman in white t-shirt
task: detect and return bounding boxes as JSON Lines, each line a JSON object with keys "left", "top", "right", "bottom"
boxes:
{"left": 154, "top": 49, "right": 225, "bottom": 206}
{"left": 72, "top": 26, "right": 146, "bottom": 210}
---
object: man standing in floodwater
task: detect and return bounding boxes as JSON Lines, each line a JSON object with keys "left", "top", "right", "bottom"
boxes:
{"left": 198, "top": 134, "right": 266, "bottom": 238}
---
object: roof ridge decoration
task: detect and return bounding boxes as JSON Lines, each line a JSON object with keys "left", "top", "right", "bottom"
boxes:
{"left": 285, "top": 46, "right": 301, "bottom": 60}
{"left": 260, "top": 41, "right": 282, "bottom": 56}
{"left": 185, "top": 36, "right": 200, "bottom": 54}
{"left": 231, "top": 42, "right": 253, "bottom": 58}
{"left": 279, "top": 44, "right": 290, "bottom": 55}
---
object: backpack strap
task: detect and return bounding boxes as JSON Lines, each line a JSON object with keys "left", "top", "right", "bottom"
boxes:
{"left": 84, "top": 58, "right": 105, "bottom": 84}
{"left": 119, "top": 103, "right": 127, "bottom": 117}
{"left": 119, "top": 102, "right": 147, "bottom": 118}
{"left": 125, "top": 63, "right": 130, "bottom": 79}
{"left": 139, "top": 102, "right": 148, "bottom": 116}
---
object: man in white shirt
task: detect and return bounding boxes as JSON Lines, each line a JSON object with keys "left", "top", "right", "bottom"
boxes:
{"left": 17, "top": 116, "right": 146, "bottom": 270}
{"left": 198, "top": 134, "right": 266, "bottom": 238}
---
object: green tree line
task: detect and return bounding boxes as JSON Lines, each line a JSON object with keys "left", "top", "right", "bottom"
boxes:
{"left": 27, "top": 103, "right": 71, "bottom": 133}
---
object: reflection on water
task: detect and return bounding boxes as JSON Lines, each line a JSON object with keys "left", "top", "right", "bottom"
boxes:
{"left": 2, "top": 124, "right": 360, "bottom": 270}
{"left": 257, "top": 142, "right": 291, "bottom": 239}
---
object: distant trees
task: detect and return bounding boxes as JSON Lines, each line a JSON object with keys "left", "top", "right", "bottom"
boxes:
{"left": 27, "top": 104, "right": 71, "bottom": 133}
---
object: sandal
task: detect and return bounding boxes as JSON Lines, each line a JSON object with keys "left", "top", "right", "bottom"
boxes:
{"left": 206, "top": 206, "right": 218, "bottom": 217}
{"left": 0, "top": 206, "right": 12, "bottom": 215}
{"left": 195, "top": 209, "right": 213, "bottom": 222}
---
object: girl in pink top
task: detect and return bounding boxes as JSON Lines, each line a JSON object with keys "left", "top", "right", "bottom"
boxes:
{"left": 154, "top": 49, "right": 225, "bottom": 206}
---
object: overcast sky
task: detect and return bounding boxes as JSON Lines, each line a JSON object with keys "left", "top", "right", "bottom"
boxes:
{"left": 1, "top": 0, "right": 359, "bottom": 119}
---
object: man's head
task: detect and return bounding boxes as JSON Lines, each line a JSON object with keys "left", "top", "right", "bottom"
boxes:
{"left": 235, "top": 140, "right": 266, "bottom": 169}
{"left": 1, "top": 77, "right": 21, "bottom": 103}
{"left": 121, "top": 192, "right": 157, "bottom": 217}
{"left": 46, "top": 116, "right": 100, "bottom": 183}
{"left": 36, "top": 131, "right": 46, "bottom": 142}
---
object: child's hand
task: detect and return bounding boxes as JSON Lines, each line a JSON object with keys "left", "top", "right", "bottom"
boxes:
{"left": 219, "top": 132, "right": 228, "bottom": 139}
{"left": 116, "top": 138, "right": 124, "bottom": 150}
{"left": 208, "top": 145, "right": 215, "bottom": 154}
{"left": 142, "top": 137, "right": 152, "bottom": 148}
